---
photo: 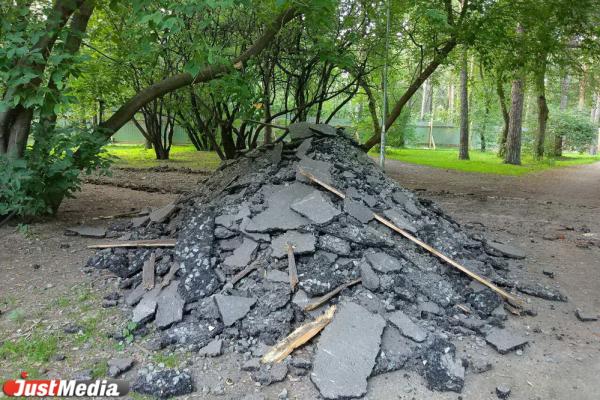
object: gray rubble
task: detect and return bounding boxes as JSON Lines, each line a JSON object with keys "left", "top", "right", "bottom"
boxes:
{"left": 485, "top": 327, "right": 529, "bottom": 354}
{"left": 133, "top": 368, "right": 193, "bottom": 399}
{"left": 86, "top": 122, "right": 558, "bottom": 398}
{"left": 575, "top": 308, "right": 598, "bottom": 322}
{"left": 65, "top": 225, "right": 106, "bottom": 238}
{"left": 311, "top": 302, "right": 385, "bottom": 399}
{"left": 108, "top": 357, "right": 134, "bottom": 377}
{"left": 214, "top": 294, "right": 257, "bottom": 326}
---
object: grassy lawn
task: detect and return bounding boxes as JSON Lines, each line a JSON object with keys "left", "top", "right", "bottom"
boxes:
{"left": 378, "top": 147, "right": 600, "bottom": 176}
{"left": 105, "top": 144, "right": 600, "bottom": 176}
{"left": 105, "top": 144, "right": 221, "bottom": 170}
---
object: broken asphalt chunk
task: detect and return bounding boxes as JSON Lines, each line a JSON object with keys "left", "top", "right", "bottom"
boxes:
{"left": 290, "top": 191, "right": 340, "bottom": 224}
{"left": 155, "top": 281, "right": 185, "bottom": 329}
{"left": 271, "top": 231, "right": 316, "bottom": 258}
{"left": 485, "top": 327, "right": 528, "bottom": 354}
{"left": 366, "top": 252, "right": 403, "bottom": 273}
{"left": 486, "top": 241, "right": 525, "bottom": 259}
{"left": 387, "top": 310, "right": 428, "bottom": 343}
{"left": 311, "top": 302, "right": 385, "bottom": 399}
{"left": 214, "top": 294, "right": 257, "bottom": 326}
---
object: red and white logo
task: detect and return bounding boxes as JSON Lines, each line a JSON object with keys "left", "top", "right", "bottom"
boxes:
{"left": 2, "top": 372, "right": 129, "bottom": 397}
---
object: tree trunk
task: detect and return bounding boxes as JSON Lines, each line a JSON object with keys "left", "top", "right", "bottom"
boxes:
{"left": 362, "top": 38, "right": 457, "bottom": 150}
{"left": 553, "top": 74, "right": 570, "bottom": 156}
{"left": 262, "top": 56, "right": 274, "bottom": 144}
{"left": 448, "top": 81, "right": 455, "bottom": 124}
{"left": 221, "top": 124, "right": 237, "bottom": 159}
{"left": 496, "top": 77, "right": 510, "bottom": 157}
{"left": 0, "top": 0, "right": 84, "bottom": 157}
{"left": 559, "top": 74, "right": 570, "bottom": 111}
{"left": 41, "top": 0, "right": 95, "bottom": 129}
{"left": 458, "top": 48, "right": 469, "bottom": 160}
{"left": 420, "top": 79, "right": 432, "bottom": 121}
{"left": 578, "top": 66, "right": 587, "bottom": 112}
{"left": 592, "top": 93, "right": 600, "bottom": 124}
{"left": 534, "top": 60, "right": 548, "bottom": 159}
{"left": 504, "top": 78, "right": 525, "bottom": 165}
{"left": 358, "top": 77, "right": 381, "bottom": 137}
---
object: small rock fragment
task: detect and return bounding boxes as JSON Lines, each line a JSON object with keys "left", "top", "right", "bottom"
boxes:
{"left": 291, "top": 191, "right": 340, "bottom": 224}
{"left": 387, "top": 310, "right": 428, "bottom": 343}
{"left": 365, "top": 252, "right": 403, "bottom": 273}
{"left": 65, "top": 226, "right": 106, "bottom": 238}
{"left": 470, "top": 358, "right": 492, "bottom": 374}
{"left": 575, "top": 309, "right": 598, "bottom": 322}
{"left": 486, "top": 241, "right": 525, "bottom": 259}
{"left": 198, "top": 339, "right": 223, "bottom": 357}
{"left": 485, "top": 328, "right": 528, "bottom": 354}
{"left": 155, "top": 281, "right": 185, "bottom": 329}
{"left": 224, "top": 238, "right": 258, "bottom": 269}
{"left": 242, "top": 358, "right": 261, "bottom": 371}
{"left": 108, "top": 357, "right": 134, "bottom": 378}
{"left": 271, "top": 231, "right": 316, "bottom": 258}
{"left": 132, "top": 369, "right": 193, "bottom": 399}
{"left": 214, "top": 294, "right": 257, "bottom": 326}
{"left": 359, "top": 261, "right": 380, "bottom": 291}
{"left": 496, "top": 383, "right": 511, "bottom": 399}
{"left": 424, "top": 338, "right": 464, "bottom": 393}
{"left": 149, "top": 203, "right": 177, "bottom": 223}
{"left": 343, "top": 197, "right": 374, "bottom": 223}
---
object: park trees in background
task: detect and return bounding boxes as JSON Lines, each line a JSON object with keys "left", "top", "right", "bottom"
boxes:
{"left": 2, "top": 0, "right": 600, "bottom": 217}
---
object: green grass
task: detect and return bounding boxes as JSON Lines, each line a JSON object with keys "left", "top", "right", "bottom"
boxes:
{"left": 0, "top": 333, "right": 59, "bottom": 363}
{"left": 377, "top": 147, "right": 600, "bottom": 176}
{"left": 105, "top": 144, "right": 221, "bottom": 170}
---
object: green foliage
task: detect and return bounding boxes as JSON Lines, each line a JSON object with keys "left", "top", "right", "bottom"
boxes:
{"left": 548, "top": 112, "right": 597, "bottom": 153}
{"left": 0, "top": 125, "right": 113, "bottom": 217}
{"left": 386, "top": 109, "right": 415, "bottom": 147}
{"left": 122, "top": 321, "right": 138, "bottom": 344}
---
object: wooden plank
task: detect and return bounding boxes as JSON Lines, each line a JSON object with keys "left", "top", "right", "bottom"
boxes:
{"left": 298, "top": 169, "right": 522, "bottom": 307}
{"left": 373, "top": 213, "right": 521, "bottom": 305}
{"left": 160, "top": 262, "right": 180, "bottom": 289}
{"left": 142, "top": 252, "right": 156, "bottom": 290}
{"left": 287, "top": 243, "right": 298, "bottom": 292}
{"left": 87, "top": 239, "right": 176, "bottom": 249}
{"left": 261, "top": 305, "right": 336, "bottom": 364}
{"left": 304, "top": 278, "right": 362, "bottom": 312}
{"left": 91, "top": 210, "right": 144, "bottom": 220}
{"left": 221, "top": 261, "right": 260, "bottom": 292}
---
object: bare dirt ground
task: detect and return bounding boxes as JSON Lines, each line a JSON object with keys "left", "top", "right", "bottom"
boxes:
{"left": 1, "top": 160, "right": 599, "bottom": 400}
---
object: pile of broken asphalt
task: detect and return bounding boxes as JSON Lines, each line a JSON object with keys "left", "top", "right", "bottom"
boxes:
{"left": 86, "top": 123, "right": 567, "bottom": 399}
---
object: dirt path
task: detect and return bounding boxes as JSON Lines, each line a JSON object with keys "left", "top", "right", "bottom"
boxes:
{"left": 1, "top": 162, "right": 599, "bottom": 400}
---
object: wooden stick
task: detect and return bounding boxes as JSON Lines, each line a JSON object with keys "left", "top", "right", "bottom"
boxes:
{"left": 304, "top": 278, "right": 362, "bottom": 312}
{"left": 287, "top": 243, "right": 298, "bottom": 292}
{"left": 221, "top": 261, "right": 260, "bottom": 292}
{"left": 91, "top": 210, "right": 143, "bottom": 220}
{"left": 142, "top": 252, "right": 156, "bottom": 290}
{"left": 261, "top": 305, "right": 336, "bottom": 363}
{"left": 87, "top": 239, "right": 176, "bottom": 249}
{"left": 160, "top": 262, "right": 180, "bottom": 289}
{"left": 298, "top": 168, "right": 346, "bottom": 198}
{"left": 298, "top": 169, "right": 522, "bottom": 306}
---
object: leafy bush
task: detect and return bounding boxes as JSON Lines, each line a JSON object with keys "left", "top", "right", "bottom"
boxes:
{"left": 0, "top": 124, "right": 113, "bottom": 217}
{"left": 548, "top": 112, "right": 597, "bottom": 153}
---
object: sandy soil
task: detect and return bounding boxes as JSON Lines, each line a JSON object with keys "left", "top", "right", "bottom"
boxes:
{"left": 1, "top": 160, "right": 599, "bottom": 400}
